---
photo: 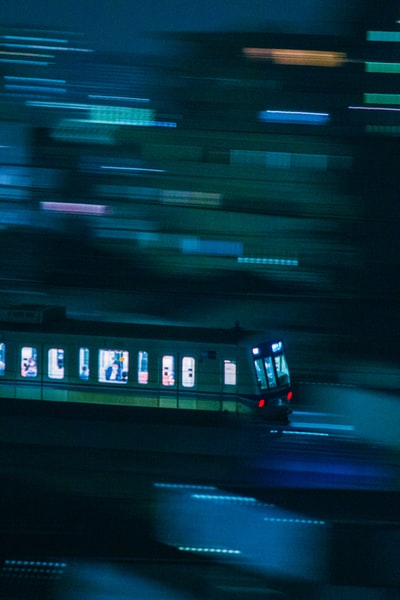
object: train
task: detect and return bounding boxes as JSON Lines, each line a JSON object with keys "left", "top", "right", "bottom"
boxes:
{"left": 0, "top": 305, "right": 292, "bottom": 421}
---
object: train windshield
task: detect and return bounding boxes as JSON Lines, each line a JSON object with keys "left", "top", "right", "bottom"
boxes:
{"left": 252, "top": 342, "right": 290, "bottom": 391}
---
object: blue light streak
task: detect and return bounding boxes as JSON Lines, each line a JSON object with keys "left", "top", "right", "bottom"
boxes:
{"left": 6, "top": 76, "right": 66, "bottom": 84}
{"left": 89, "top": 94, "right": 150, "bottom": 103}
{"left": 3, "top": 35, "right": 68, "bottom": 43}
{"left": 192, "top": 494, "right": 258, "bottom": 503}
{"left": 259, "top": 110, "right": 330, "bottom": 125}
{"left": 0, "top": 59, "right": 51, "bottom": 66}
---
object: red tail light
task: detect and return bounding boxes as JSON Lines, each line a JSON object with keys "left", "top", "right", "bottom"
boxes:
{"left": 258, "top": 398, "right": 265, "bottom": 408}
{"left": 287, "top": 391, "right": 293, "bottom": 401}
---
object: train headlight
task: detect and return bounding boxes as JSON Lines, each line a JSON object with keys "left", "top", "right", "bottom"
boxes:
{"left": 252, "top": 347, "right": 260, "bottom": 355}
{"left": 271, "top": 342, "right": 282, "bottom": 353}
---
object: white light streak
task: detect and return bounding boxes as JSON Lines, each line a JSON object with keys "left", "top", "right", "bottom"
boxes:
{"left": 178, "top": 546, "right": 241, "bottom": 555}
{"left": 349, "top": 105, "right": 400, "bottom": 112}
{"left": 153, "top": 482, "right": 216, "bottom": 490}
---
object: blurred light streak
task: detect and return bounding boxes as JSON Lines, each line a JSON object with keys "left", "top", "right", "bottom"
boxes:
{"left": 282, "top": 430, "right": 330, "bottom": 437}
{"left": 90, "top": 105, "right": 155, "bottom": 125}
{"left": 3, "top": 42, "right": 92, "bottom": 52}
{"left": 259, "top": 110, "right": 330, "bottom": 124}
{"left": 5, "top": 76, "right": 66, "bottom": 85}
{"left": 349, "top": 105, "right": 400, "bottom": 112}
{"left": 52, "top": 119, "right": 117, "bottom": 144}
{"left": 89, "top": 94, "right": 150, "bottom": 103}
{"left": 182, "top": 237, "right": 243, "bottom": 257}
{"left": 178, "top": 546, "right": 241, "bottom": 555}
{"left": 365, "top": 62, "right": 400, "bottom": 73}
{"left": 238, "top": 257, "right": 298, "bottom": 266}
{"left": 292, "top": 423, "right": 355, "bottom": 432}
{"left": 96, "top": 184, "right": 161, "bottom": 201}
{"left": 26, "top": 101, "right": 88, "bottom": 110}
{"left": 366, "top": 125, "right": 400, "bottom": 135}
{"left": 100, "top": 165, "right": 165, "bottom": 173}
{"left": 230, "top": 149, "right": 350, "bottom": 170}
{"left": 155, "top": 487, "right": 328, "bottom": 581}
{"left": 0, "top": 50, "right": 51, "bottom": 57}
{"left": 153, "top": 482, "right": 216, "bottom": 490}
{"left": 40, "top": 201, "right": 110, "bottom": 215}
{"left": 243, "top": 47, "right": 346, "bottom": 67}
{"left": 0, "top": 50, "right": 52, "bottom": 65}
{"left": 191, "top": 494, "right": 258, "bottom": 503}
{"left": 161, "top": 189, "right": 222, "bottom": 207}
{"left": 367, "top": 31, "right": 400, "bottom": 42}
{"left": 3, "top": 35, "right": 68, "bottom": 43}
{"left": 364, "top": 93, "right": 400, "bottom": 105}
{"left": 263, "top": 518, "right": 325, "bottom": 525}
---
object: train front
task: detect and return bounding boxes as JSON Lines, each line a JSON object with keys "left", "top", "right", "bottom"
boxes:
{"left": 250, "top": 340, "right": 293, "bottom": 421}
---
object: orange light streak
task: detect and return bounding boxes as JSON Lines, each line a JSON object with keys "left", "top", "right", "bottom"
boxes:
{"left": 243, "top": 47, "right": 346, "bottom": 67}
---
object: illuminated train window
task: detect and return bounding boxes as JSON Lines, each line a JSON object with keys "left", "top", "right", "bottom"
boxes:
{"left": 79, "top": 347, "right": 90, "bottom": 380}
{"left": 274, "top": 353, "right": 290, "bottom": 386}
{"left": 0, "top": 343, "right": 5, "bottom": 376}
{"left": 98, "top": 349, "right": 129, "bottom": 383}
{"left": 21, "top": 346, "right": 38, "bottom": 378}
{"left": 182, "top": 356, "right": 195, "bottom": 387}
{"left": 48, "top": 348, "right": 65, "bottom": 379}
{"left": 224, "top": 360, "right": 236, "bottom": 386}
{"left": 264, "top": 356, "right": 277, "bottom": 388}
{"left": 138, "top": 351, "right": 148, "bottom": 384}
{"left": 162, "top": 355, "right": 175, "bottom": 386}
{"left": 254, "top": 358, "right": 267, "bottom": 390}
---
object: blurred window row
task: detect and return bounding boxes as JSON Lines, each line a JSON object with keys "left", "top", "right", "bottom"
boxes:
{"left": 0, "top": 343, "right": 236, "bottom": 387}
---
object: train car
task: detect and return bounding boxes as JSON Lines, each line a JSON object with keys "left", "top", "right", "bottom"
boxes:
{"left": 0, "top": 305, "right": 292, "bottom": 421}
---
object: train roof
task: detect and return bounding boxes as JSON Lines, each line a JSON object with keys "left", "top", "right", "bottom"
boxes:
{"left": 0, "top": 305, "right": 266, "bottom": 346}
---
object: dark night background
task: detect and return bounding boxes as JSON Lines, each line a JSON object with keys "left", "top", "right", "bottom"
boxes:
{"left": 0, "top": 2, "right": 399, "bottom": 599}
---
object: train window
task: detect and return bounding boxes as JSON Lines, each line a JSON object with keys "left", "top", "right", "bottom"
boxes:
{"left": 182, "top": 356, "right": 195, "bottom": 388}
{"left": 264, "top": 357, "right": 277, "bottom": 388}
{"left": 79, "top": 347, "right": 90, "bottom": 380}
{"left": 254, "top": 358, "right": 267, "bottom": 390}
{"left": 224, "top": 359, "right": 236, "bottom": 386}
{"left": 0, "top": 343, "right": 5, "bottom": 375}
{"left": 21, "top": 346, "right": 38, "bottom": 378}
{"left": 48, "top": 348, "right": 65, "bottom": 379}
{"left": 274, "top": 354, "right": 290, "bottom": 386}
{"left": 98, "top": 349, "right": 129, "bottom": 383}
{"left": 162, "top": 355, "right": 175, "bottom": 386}
{"left": 138, "top": 351, "right": 148, "bottom": 384}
